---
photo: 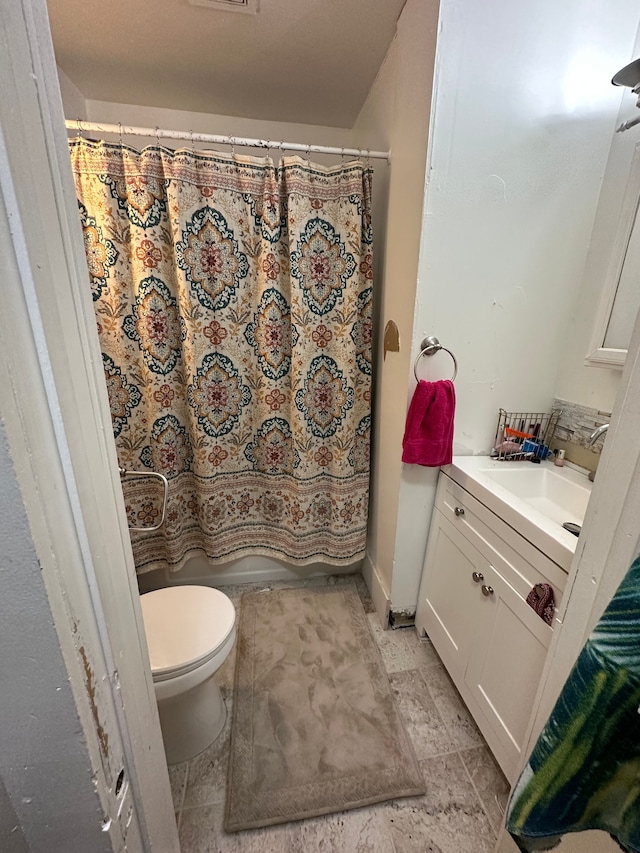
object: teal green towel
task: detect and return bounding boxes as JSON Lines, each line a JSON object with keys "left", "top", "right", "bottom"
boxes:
{"left": 507, "top": 555, "right": 640, "bottom": 852}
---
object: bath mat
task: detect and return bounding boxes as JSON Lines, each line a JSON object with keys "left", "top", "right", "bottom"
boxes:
{"left": 225, "top": 583, "right": 425, "bottom": 832}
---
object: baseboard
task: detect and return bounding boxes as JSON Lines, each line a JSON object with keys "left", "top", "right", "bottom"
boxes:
{"left": 362, "top": 552, "right": 391, "bottom": 628}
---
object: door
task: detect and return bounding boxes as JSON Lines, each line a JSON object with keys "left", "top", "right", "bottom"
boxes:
{"left": 417, "top": 509, "right": 492, "bottom": 679}
{"left": 465, "top": 562, "right": 551, "bottom": 781}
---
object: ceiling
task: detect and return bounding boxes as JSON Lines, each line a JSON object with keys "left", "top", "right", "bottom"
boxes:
{"left": 47, "top": 0, "right": 406, "bottom": 128}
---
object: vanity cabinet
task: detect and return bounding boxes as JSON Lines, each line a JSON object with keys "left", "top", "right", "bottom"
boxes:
{"left": 415, "top": 471, "right": 568, "bottom": 783}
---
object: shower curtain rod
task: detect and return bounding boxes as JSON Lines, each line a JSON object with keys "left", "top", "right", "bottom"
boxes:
{"left": 65, "top": 120, "right": 391, "bottom": 163}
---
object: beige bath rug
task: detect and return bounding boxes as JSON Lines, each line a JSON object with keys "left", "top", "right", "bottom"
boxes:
{"left": 224, "top": 583, "right": 425, "bottom": 832}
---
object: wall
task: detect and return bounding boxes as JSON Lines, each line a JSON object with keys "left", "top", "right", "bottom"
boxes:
{"left": 57, "top": 65, "right": 87, "bottom": 120}
{"left": 554, "top": 27, "right": 640, "bottom": 414}
{"left": 0, "top": 424, "right": 109, "bottom": 853}
{"left": 389, "top": 0, "right": 640, "bottom": 610}
{"left": 82, "top": 99, "right": 354, "bottom": 166}
{"left": 350, "top": 0, "right": 440, "bottom": 612}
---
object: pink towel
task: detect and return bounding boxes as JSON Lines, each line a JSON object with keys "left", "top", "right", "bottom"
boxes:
{"left": 402, "top": 379, "right": 455, "bottom": 466}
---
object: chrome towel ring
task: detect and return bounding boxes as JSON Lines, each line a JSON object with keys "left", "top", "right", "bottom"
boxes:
{"left": 119, "top": 467, "right": 169, "bottom": 532}
{"left": 413, "top": 335, "right": 458, "bottom": 383}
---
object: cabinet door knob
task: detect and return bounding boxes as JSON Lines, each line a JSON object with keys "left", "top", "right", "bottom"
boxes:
{"left": 481, "top": 584, "right": 494, "bottom": 597}
{"left": 472, "top": 571, "right": 484, "bottom": 583}
{"left": 454, "top": 506, "right": 465, "bottom": 517}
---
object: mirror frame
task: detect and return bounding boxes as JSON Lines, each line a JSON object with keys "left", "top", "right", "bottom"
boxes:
{"left": 586, "top": 140, "right": 640, "bottom": 370}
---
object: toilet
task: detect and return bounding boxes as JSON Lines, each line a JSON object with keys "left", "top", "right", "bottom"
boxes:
{"left": 140, "top": 585, "right": 236, "bottom": 765}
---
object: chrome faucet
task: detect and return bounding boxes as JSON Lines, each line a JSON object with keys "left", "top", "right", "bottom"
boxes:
{"left": 588, "top": 423, "right": 609, "bottom": 446}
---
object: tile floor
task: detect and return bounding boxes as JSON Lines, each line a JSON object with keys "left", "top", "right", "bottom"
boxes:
{"left": 168, "top": 573, "right": 510, "bottom": 852}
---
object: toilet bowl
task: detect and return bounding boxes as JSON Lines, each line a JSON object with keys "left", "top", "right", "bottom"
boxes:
{"left": 140, "top": 585, "right": 236, "bottom": 765}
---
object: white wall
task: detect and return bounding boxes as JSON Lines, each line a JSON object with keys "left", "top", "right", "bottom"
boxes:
{"left": 351, "top": 0, "right": 440, "bottom": 607}
{"left": 57, "top": 65, "right": 87, "bottom": 120}
{"left": 392, "top": 0, "right": 640, "bottom": 609}
{"left": 554, "top": 27, "right": 640, "bottom": 413}
{"left": 82, "top": 99, "right": 354, "bottom": 167}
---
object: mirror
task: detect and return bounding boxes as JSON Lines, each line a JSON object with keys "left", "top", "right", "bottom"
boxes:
{"left": 587, "top": 140, "right": 640, "bottom": 369}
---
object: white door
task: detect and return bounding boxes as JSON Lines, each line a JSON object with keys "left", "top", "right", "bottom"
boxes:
{"left": 465, "top": 562, "right": 551, "bottom": 781}
{"left": 417, "top": 509, "right": 491, "bottom": 678}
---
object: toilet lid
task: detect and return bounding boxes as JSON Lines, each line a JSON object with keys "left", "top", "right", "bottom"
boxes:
{"left": 140, "top": 586, "right": 235, "bottom": 678}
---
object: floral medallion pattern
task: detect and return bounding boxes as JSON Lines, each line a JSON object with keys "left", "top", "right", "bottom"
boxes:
{"left": 123, "top": 276, "right": 184, "bottom": 374}
{"left": 176, "top": 206, "right": 248, "bottom": 311}
{"left": 71, "top": 139, "right": 373, "bottom": 572}
{"left": 140, "top": 415, "right": 193, "bottom": 478}
{"left": 290, "top": 218, "right": 355, "bottom": 315}
{"left": 245, "top": 418, "right": 300, "bottom": 475}
{"left": 101, "top": 354, "right": 141, "bottom": 437}
{"left": 245, "top": 289, "right": 298, "bottom": 380}
{"left": 135, "top": 239, "right": 163, "bottom": 269}
{"left": 351, "top": 288, "right": 373, "bottom": 376}
{"left": 79, "top": 204, "right": 118, "bottom": 301}
{"left": 243, "top": 191, "right": 285, "bottom": 243}
{"left": 188, "top": 352, "right": 251, "bottom": 438}
{"left": 295, "top": 355, "right": 354, "bottom": 438}
{"left": 99, "top": 173, "right": 167, "bottom": 228}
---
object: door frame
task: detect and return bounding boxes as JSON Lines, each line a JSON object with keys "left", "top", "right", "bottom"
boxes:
{"left": 1, "top": 2, "right": 179, "bottom": 849}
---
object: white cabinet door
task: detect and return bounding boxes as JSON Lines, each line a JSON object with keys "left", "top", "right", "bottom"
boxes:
{"left": 465, "top": 563, "right": 552, "bottom": 780}
{"left": 417, "top": 509, "right": 492, "bottom": 681}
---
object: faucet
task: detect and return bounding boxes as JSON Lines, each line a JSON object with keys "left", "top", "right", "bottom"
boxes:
{"left": 588, "top": 424, "right": 609, "bottom": 446}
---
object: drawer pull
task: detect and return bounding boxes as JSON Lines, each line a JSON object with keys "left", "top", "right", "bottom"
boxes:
{"left": 454, "top": 506, "right": 465, "bottom": 517}
{"left": 472, "top": 571, "right": 484, "bottom": 583}
{"left": 481, "top": 584, "right": 494, "bottom": 597}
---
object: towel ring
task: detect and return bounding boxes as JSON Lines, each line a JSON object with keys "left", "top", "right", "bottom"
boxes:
{"left": 413, "top": 336, "right": 458, "bottom": 383}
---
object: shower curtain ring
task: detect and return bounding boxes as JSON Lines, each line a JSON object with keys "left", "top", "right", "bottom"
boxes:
{"left": 118, "top": 122, "right": 123, "bottom": 146}
{"left": 190, "top": 129, "right": 195, "bottom": 154}
{"left": 77, "top": 118, "right": 83, "bottom": 138}
{"left": 230, "top": 136, "right": 236, "bottom": 156}
{"left": 154, "top": 125, "right": 160, "bottom": 146}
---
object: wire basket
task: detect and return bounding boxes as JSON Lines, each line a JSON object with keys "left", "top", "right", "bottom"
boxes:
{"left": 491, "top": 408, "right": 562, "bottom": 461}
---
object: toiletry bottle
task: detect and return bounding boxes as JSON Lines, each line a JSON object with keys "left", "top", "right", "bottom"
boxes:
{"left": 554, "top": 449, "right": 565, "bottom": 468}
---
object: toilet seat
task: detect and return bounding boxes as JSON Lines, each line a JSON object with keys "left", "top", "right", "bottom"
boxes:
{"left": 140, "top": 585, "right": 235, "bottom": 681}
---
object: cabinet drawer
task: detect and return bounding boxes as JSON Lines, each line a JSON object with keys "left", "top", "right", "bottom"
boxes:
{"left": 435, "top": 472, "right": 566, "bottom": 614}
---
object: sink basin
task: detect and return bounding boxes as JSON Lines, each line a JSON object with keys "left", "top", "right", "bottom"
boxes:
{"left": 475, "top": 466, "right": 591, "bottom": 526}
{"left": 446, "top": 457, "right": 593, "bottom": 570}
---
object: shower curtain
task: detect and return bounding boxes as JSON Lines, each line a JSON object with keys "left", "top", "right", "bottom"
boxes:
{"left": 70, "top": 139, "right": 373, "bottom": 573}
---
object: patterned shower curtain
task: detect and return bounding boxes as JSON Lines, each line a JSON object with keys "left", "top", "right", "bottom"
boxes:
{"left": 70, "top": 139, "right": 373, "bottom": 573}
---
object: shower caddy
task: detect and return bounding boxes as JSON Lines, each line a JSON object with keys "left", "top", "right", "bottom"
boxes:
{"left": 491, "top": 408, "right": 562, "bottom": 461}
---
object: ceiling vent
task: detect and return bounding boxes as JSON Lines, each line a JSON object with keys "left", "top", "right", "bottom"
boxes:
{"left": 188, "top": 0, "right": 258, "bottom": 12}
